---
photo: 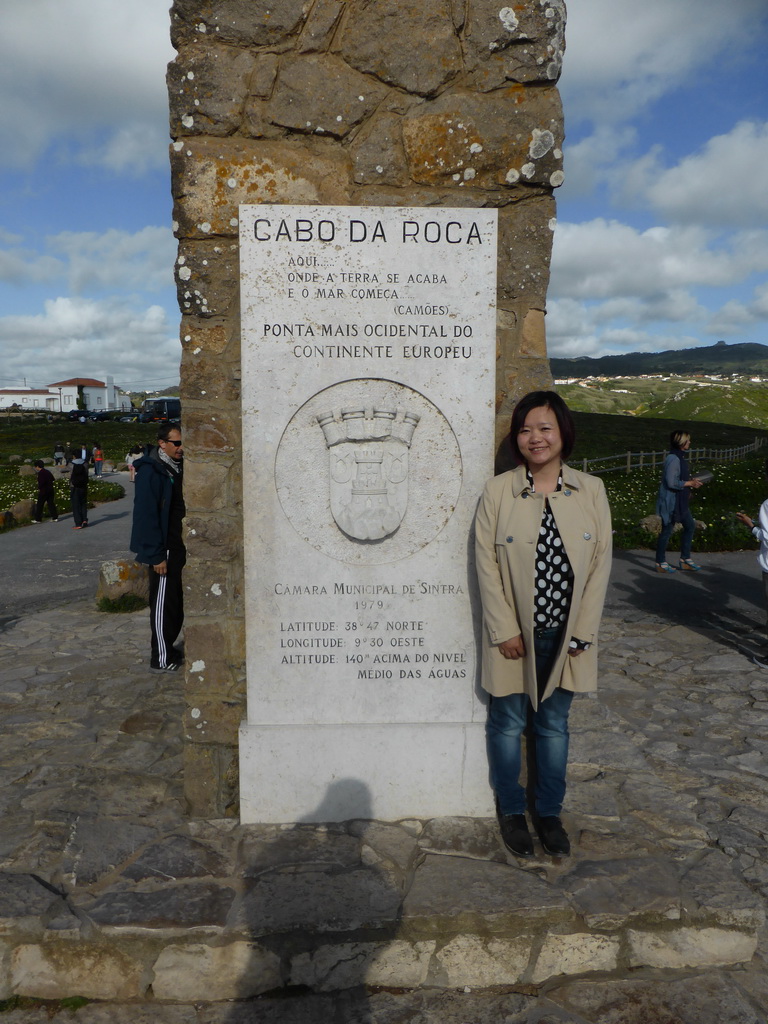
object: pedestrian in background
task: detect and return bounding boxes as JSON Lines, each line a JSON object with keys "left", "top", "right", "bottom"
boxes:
{"left": 69, "top": 453, "right": 89, "bottom": 529}
{"left": 126, "top": 444, "right": 144, "bottom": 483}
{"left": 130, "top": 424, "right": 186, "bottom": 673}
{"left": 72, "top": 442, "right": 90, "bottom": 470}
{"left": 92, "top": 443, "right": 104, "bottom": 477}
{"left": 655, "top": 429, "right": 703, "bottom": 574}
{"left": 53, "top": 442, "right": 65, "bottom": 466}
{"left": 32, "top": 461, "right": 58, "bottom": 523}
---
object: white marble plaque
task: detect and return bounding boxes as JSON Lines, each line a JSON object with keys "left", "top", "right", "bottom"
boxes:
{"left": 239, "top": 205, "right": 497, "bottom": 823}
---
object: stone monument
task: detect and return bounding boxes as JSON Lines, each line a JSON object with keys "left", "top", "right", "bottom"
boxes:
{"left": 169, "top": 0, "right": 564, "bottom": 816}
{"left": 239, "top": 204, "right": 498, "bottom": 821}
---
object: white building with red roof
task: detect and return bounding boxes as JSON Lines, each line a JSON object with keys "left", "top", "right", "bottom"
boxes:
{"left": 0, "top": 375, "right": 131, "bottom": 413}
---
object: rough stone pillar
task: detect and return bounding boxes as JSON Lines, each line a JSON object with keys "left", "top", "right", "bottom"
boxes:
{"left": 169, "top": 0, "right": 564, "bottom": 816}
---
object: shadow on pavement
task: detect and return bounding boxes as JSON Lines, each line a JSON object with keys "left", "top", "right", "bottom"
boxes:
{"left": 226, "top": 781, "right": 404, "bottom": 1023}
{"left": 608, "top": 548, "right": 766, "bottom": 659}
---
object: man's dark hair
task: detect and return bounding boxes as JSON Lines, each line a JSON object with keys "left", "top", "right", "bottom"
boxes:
{"left": 508, "top": 390, "right": 576, "bottom": 465}
{"left": 157, "top": 422, "right": 181, "bottom": 442}
{"left": 33, "top": 460, "right": 44, "bottom": 469}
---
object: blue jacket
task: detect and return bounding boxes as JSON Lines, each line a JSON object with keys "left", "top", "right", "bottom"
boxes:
{"left": 655, "top": 451, "right": 689, "bottom": 524}
{"left": 130, "top": 450, "right": 182, "bottom": 565}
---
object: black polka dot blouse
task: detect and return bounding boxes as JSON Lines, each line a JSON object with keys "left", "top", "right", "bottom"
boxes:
{"left": 527, "top": 468, "right": 574, "bottom": 629}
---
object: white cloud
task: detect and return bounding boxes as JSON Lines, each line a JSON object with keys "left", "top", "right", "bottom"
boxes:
{"left": 707, "top": 281, "right": 768, "bottom": 335}
{"left": 548, "top": 216, "right": 768, "bottom": 355}
{"left": 0, "top": 0, "right": 173, "bottom": 171}
{"left": 48, "top": 227, "right": 176, "bottom": 294}
{"left": 551, "top": 219, "right": 768, "bottom": 300}
{"left": 0, "top": 296, "right": 180, "bottom": 388}
{"left": 0, "top": 246, "right": 63, "bottom": 286}
{"left": 546, "top": 295, "right": 705, "bottom": 357}
{"left": 75, "top": 125, "right": 171, "bottom": 177}
{"left": 558, "top": 125, "right": 639, "bottom": 199}
{"left": 590, "top": 291, "right": 706, "bottom": 327}
{"left": 560, "top": 0, "right": 768, "bottom": 127}
{"left": 638, "top": 121, "right": 768, "bottom": 227}
{"left": 0, "top": 224, "right": 175, "bottom": 293}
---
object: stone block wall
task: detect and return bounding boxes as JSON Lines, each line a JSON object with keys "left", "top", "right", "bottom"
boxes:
{"left": 168, "top": 0, "right": 564, "bottom": 815}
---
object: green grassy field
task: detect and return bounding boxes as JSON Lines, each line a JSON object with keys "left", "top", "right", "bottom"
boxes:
{"left": 602, "top": 454, "right": 765, "bottom": 552}
{"left": 0, "top": 416, "right": 157, "bottom": 461}
{"left": 568, "top": 409, "right": 768, "bottom": 462}
{"left": 1, "top": 412, "right": 766, "bottom": 551}
{"left": 0, "top": 418, "right": 158, "bottom": 529}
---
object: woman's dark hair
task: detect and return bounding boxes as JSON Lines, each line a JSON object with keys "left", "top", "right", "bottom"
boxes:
{"left": 669, "top": 429, "right": 691, "bottom": 450}
{"left": 508, "top": 390, "right": 576, "bottom": 465}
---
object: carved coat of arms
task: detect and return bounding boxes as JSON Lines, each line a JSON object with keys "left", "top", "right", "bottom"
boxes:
{"left": 316, "top": 405, "right": 420, "bottom": 541}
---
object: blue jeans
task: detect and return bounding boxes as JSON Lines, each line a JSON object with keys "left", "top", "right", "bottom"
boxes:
{"left": 656, "top": 509, "right": 694, "bottom": 563}
{"left": 486, "top": 627, "right": 573, "bottom": 817}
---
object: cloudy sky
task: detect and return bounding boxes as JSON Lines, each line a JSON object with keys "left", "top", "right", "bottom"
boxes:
{"left": 0, "top": 0, "right": 767, "bottom": 391}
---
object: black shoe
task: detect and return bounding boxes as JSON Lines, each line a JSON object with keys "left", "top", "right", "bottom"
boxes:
{"left": 149, "top": 662, "right": 181, "bottom": 673}
{"left": 499, "top": 814, "right": 534, "bottom": 857}
{"left": 537, "top": 816, "right": 570, "bottom": 856}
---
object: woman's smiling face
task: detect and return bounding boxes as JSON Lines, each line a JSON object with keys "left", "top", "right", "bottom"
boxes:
{"left": 516, "top": 405, "right": 563, "bottom": 470}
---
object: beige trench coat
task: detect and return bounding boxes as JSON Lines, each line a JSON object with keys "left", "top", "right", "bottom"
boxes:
{"left": 474, "top": 464, "right": 612, "bottom": 707}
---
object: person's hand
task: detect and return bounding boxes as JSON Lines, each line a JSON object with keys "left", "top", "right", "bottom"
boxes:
{"left": 498, "top": 635, "right": 525, "bottom": 660}
{"left": 736, "top": 512, "right": 754, "bottom": 528}
{"left": 153, "top": 560, "right": 168, "bottom": 575}
{"left": 567, "top": 647, "right": 584, "bottom": 658}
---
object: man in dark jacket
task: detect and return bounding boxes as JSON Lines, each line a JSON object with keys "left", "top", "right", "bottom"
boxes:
{"left": 32, "top": 461, "right": 58, "bottom": 523}
{"left": 130, "top": 424, "right": 185, "bottom": 672}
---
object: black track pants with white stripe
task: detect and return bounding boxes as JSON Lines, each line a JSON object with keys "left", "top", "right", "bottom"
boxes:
{"left": 148, "top": 550, "right": 185, "bottom": 668}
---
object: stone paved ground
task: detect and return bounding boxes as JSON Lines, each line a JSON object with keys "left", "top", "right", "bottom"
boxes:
{"left": 3, "top": 585, "right": 768, "bottom": 1021}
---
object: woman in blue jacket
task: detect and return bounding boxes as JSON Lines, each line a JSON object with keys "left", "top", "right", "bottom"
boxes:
{"left": 655, "top": 430, "right": 703, "bottom": 574}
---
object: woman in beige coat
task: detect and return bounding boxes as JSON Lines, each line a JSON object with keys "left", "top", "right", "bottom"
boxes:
{"left": 475, "top": 391, "right": 612, "bottom": 858}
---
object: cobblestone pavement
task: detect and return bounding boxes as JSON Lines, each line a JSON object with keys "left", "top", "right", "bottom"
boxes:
{"left": 0, "top": 475, "right": 135, "bottom": 620}
{"left": 3, "top": 564, "right": 768, "bottom": 1022}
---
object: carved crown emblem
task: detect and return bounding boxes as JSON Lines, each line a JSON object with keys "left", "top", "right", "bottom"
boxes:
{"left": 317, "top": 405, "right": 420, "bottom": 541}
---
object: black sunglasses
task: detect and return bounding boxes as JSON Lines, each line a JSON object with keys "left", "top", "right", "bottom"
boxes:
{"left": 163, "top": 439, "right": 183, "bottom": 447}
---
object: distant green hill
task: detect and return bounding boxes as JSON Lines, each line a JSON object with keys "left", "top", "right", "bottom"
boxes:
{"left": 556, "top": 377, "right": 768, "bottom": 429}
{"left": 550, "top": 340, "right": 768, "bottom": 378}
